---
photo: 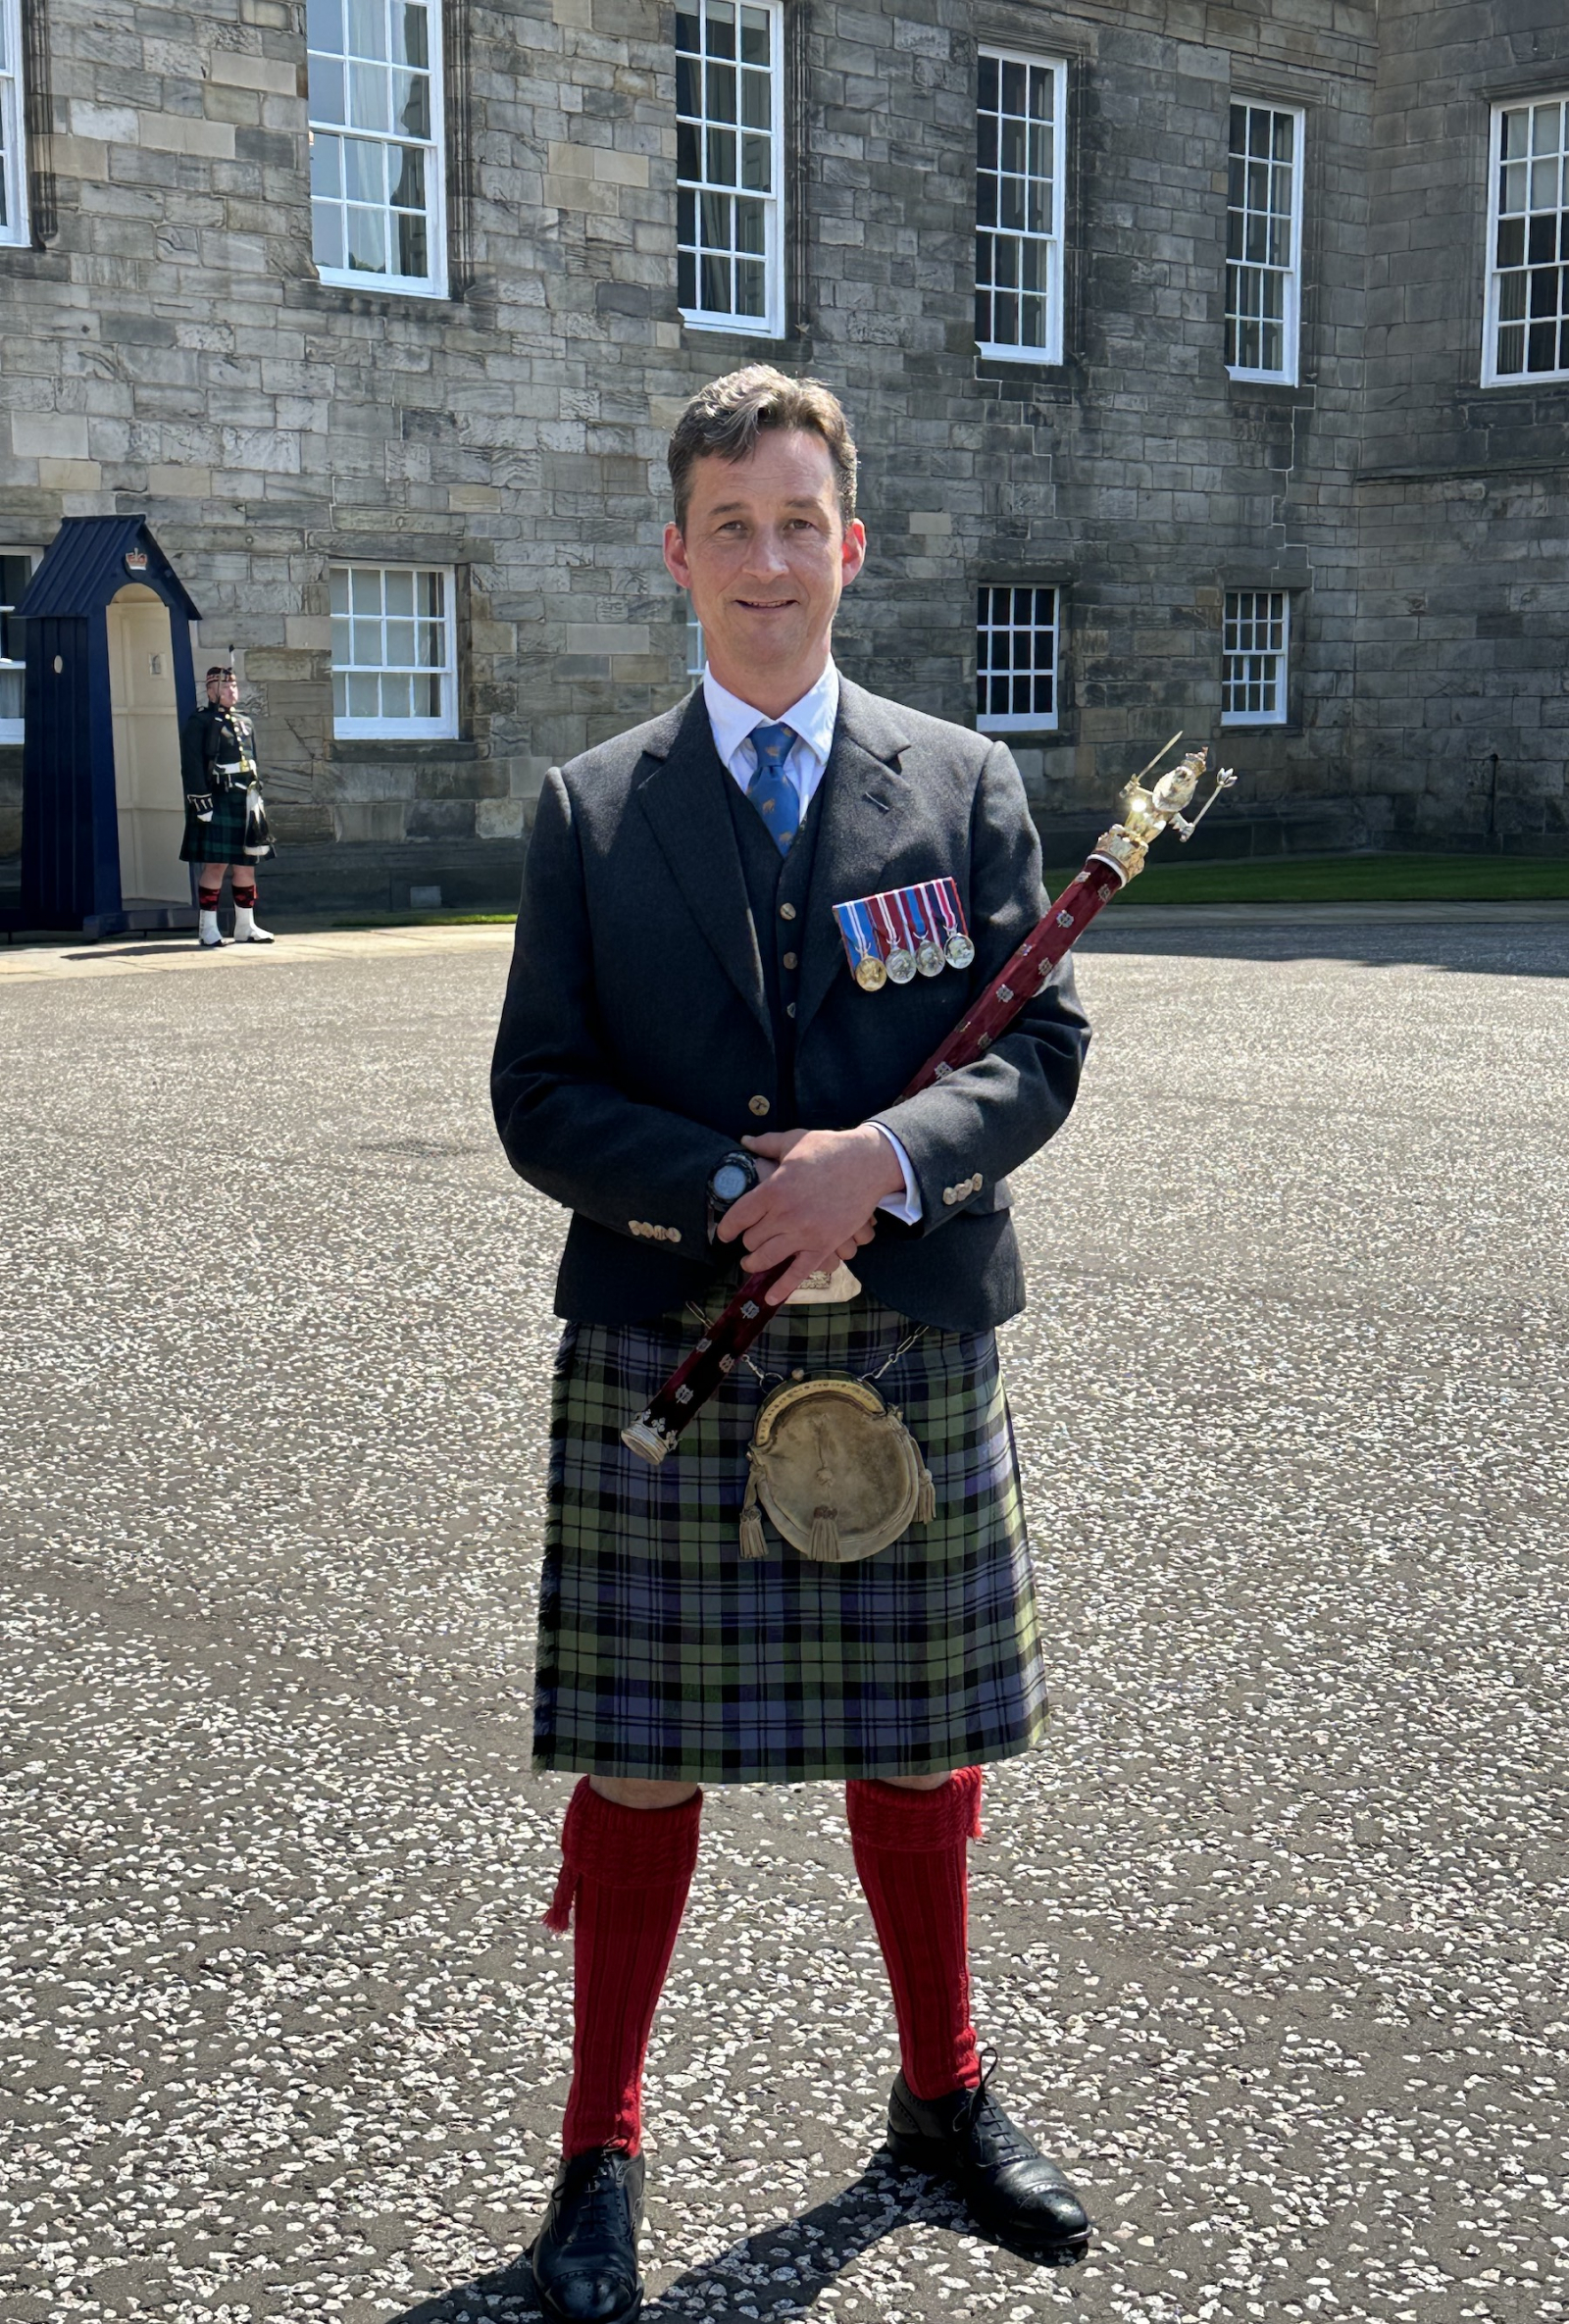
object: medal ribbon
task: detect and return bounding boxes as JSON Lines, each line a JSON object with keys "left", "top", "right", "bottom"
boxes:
{"left": 927, "top": 880, "right": 959, "bottom": 947}
{"left": 902, "top": 885, "right": 935, "bottom": 951}
{"left": 869, "top": 892, "right": 902, "bottom": 959}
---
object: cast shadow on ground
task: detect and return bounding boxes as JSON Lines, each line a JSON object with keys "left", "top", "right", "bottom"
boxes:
{"left": 381, "top": 2152, "right": 1081, "bottom": 2322}
{"left": 1083, "top": 917, "right": 1569, "bottom": 979}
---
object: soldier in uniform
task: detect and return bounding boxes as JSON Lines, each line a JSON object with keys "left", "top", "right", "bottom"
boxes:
{"left": 179, "top": 664, "right": 275, "bottom": 947}
{"left": 491, "top": 368, "right": 1094, "bottom": 2324}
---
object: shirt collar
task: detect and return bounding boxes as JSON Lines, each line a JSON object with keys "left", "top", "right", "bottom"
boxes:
{"left": 702, "top": 660, "right": 840, "bottom": 768}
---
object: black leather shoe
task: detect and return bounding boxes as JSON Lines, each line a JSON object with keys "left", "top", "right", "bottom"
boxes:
{"left": 530, "top": 2146, "right": 645, "bottom": 2324}
{"left": 887, "top": 2068, "right": 1092, "bottom": 2263}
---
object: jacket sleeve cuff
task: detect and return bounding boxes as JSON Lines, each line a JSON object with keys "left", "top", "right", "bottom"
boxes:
{"left": 871, "top": 1122, "right": 924, "bottom": 1224}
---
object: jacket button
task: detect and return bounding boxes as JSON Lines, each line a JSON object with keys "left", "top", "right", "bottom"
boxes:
{"left": 666, "top": 1227, "right": 682, "bottom": 1245}
{"left": 628, "top": 1220, "right": 641, "bottom": 1236}
{"left": 780, "top": 902, "right": 796, "bottom": 921}
{"left": 782, "top": 950, "right": 798, "bottom": 970}
{"left": 748, "top": 1095, "right": 770, "bottom": 1116}
{"left": 785, "top": 1001, "right": 795, "bottom": 1018}
{"left": 942, "top": 1187, "right": 957, "bottom": 1206}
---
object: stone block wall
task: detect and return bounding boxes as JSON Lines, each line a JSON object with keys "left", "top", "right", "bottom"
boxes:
{"left": 1358, "top": 0, "right": 1569, "bottom": 846}
{"left": 1, "top": 0, "right": 1561, "bottom": 879}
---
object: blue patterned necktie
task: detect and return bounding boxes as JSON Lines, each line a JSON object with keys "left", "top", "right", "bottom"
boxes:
{"left": 746, "top": 722, "right": 799, "bottom": 855}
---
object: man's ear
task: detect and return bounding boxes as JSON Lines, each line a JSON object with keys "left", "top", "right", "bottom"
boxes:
{"left": 663, "top": 522, "right": 692, "bottom": 590}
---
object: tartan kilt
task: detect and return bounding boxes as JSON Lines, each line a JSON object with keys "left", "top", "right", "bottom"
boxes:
{"left": 180, "top": 781, "right": 275, "bottom": 864}
{"left": 533, "top": 1282, "right": 1048, "bottom": 1784}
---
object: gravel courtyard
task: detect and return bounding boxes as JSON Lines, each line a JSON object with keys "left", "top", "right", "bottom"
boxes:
{"left": 1, "top": 910, "right": 1565, "bottom": 2324}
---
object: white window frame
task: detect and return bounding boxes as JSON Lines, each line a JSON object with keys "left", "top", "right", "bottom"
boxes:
{"left": 975, "top": 49, "right": 1067, "bottom": 367}
{"left": 0, "top": 548, "right": 39, "bottom": 744}
{"left": 1483, "top": 93, "right": 1569, "bottom": 388}
{"left": 1225, "top": 101, "right": 1304, "bottom": 385}
{"left": 676, "top": 0, "right": 785, "bottom": 338}
{"left": 976, "top": 584, "right": 1059, "bottom": 735}
{"left": 307, "top": 0, "right": 448, "bottom": 299}
{"left": 685, "top": 610, "right": 707, "bottom": 679}
{"left": 1221, "top": 589, "right": 1290, "bottom": 728}
{"left": 329, "top": 562, "right": 458, "bottom": 739}
{"left": 0, "top": 0, "right": 29, "bottom": 248}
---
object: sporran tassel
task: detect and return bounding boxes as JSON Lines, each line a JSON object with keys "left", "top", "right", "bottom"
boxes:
{"left": 809, "top": 1506, "right": 839, "bottom": 1562}
{"left": 739, "top": 1469, "right": 767, "bottom": 1561}
{"left": 916, "top": 1465, "right": 936, "bottom": 1525}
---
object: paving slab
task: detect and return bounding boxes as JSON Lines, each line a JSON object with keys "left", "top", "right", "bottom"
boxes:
{"left": 0, "top": 917, "right": 1564, "bottom": 2323}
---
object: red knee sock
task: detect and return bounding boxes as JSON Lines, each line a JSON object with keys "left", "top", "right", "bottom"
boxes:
{"left": 544, "top": 1780, "right": 702, "bottom": 2157}
{"left": 232, "top": 884, "right": 256, "bottom": 909}
{"left": 845, "top": 1768, "right": 984, "bottom": 2099}
{"left": 198, "top": 885, "right": 222, "bottom": 911}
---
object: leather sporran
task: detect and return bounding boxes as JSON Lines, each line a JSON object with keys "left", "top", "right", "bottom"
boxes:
{"left": 739, "top": 1376, "right": 936, "bottom": 1564}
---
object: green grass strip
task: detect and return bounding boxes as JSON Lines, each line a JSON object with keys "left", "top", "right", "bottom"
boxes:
{"left": 1044, "top": 853, "right": 1569, "bottom": 906}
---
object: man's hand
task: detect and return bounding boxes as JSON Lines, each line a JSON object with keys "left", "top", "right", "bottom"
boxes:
{"left": 715, "top": 1125, "right": 903, "bottom": 1303}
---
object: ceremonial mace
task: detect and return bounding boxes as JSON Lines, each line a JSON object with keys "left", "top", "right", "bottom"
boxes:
{"left": 622, "top": 736, "right": 1238, "bottom": 1466}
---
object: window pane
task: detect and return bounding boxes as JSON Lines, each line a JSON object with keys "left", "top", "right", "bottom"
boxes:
{"left": 349, "top": 61, "right": 391, "bottom": 131}
{"left": 311, "top": 132, "right": 343, "bottom": 195}
{"left": 343, "top": 136, "right": 384, "bottom": 202}
{"left": 347, "top": 0, "right": 386, "bottom": 59}
{"left": 309, "top": 57, "right": 347, "bottom": 126}
{"left": 312, "top": 201, "right": 344, "bottom": 269}
{"left": 393, "top": 69, "right": 430, "bottom": 137}
{"left": 396, "top": 1, "right": 429, "bottom": 67}
{"left": 350, "top": 568, "right": 381, "bottom": 612}
{"left": 308, "top": 0, "right": 344, "bottom": 50}
{"left": 390, "top": 145, "right": 427, "bottom": 209}
{"left": 739, "top": 6, "right": 768, "bottom": 64}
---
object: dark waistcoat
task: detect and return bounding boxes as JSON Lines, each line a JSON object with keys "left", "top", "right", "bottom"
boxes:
{"left": 724, "top": 761, "right": 825, "bottom": 1126}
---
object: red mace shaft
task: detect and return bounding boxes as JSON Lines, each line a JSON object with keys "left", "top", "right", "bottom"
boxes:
{"left": 621, "top": 741, "right": 1235, "bottom": 1465}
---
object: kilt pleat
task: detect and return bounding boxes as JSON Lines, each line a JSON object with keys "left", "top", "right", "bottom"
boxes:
{"left": 533, "top": 1285, "right": 1047, "bottom": 1784}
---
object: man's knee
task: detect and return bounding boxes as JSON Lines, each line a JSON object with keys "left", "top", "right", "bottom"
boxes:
{"left": 588, "top": 1776, "right": 701, "bottom": 1811}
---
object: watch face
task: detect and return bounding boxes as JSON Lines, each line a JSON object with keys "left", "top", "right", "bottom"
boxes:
{"left": 713, "top": 1162, "right": 751, "bottom": 1204}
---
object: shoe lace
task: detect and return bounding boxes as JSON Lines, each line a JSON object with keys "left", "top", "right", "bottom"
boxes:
{"left": 562, "top": 2151, "right": 633, "bottom": 2252}
{"left": 953, "top": 2051, "right": 1035, "bottom": 2167}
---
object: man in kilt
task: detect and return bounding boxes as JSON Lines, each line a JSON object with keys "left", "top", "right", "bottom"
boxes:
{"left": 491, "top": 367, "right": 1093, "bottom": 2322}
{"left": 179, "top": 664, "right": 275, "bottom": 946}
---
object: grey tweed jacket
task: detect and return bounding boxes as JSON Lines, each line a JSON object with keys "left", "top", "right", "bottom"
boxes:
{"left": 490, "top": 678, "right": 1089, "bottom": 1329}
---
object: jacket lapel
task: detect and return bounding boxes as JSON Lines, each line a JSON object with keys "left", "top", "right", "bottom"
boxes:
{"left": 795, "top": 681, "right": 916, "bottom": 1042}
{"left": 634, "top": 689, "right": 771, "bottom": 1037}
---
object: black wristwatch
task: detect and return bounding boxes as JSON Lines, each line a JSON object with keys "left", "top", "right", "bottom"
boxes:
{"left": 706, "top": 1150, "right": 759, "bottom": 1240}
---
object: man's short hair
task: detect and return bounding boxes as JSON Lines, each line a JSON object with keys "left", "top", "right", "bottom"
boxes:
{"left": 668, "top": 366, "right": 858, "bottom": 533}
{"left": 206, "top": 665, "right": 234, "bottom": 680}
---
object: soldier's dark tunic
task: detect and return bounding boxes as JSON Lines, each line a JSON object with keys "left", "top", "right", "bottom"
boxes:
{"left": 179, "top": 701, "right": 275, "bottom": 864}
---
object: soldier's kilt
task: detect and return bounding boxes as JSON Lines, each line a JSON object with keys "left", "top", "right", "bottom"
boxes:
{"left": 533, "top": 1282, "right": 1048, "bottom": 1784}
{"left": 180, "top": 781, "right": 274, "bottom": 864}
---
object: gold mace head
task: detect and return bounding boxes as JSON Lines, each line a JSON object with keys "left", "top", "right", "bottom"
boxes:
{"left": 1094, "top": 741, "right": 1238, "bottom": 884}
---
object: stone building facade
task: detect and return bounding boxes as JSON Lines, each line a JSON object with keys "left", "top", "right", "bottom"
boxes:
{"left": 0, "top": 0, "right": 1565, "bottom": 910}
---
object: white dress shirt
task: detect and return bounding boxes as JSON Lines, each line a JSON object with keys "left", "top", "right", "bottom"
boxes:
{"left": 700, "top": 660, "right": 922, "bottom": 1225}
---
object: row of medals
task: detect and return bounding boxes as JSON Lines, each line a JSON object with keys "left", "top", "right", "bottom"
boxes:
{"left": 855, "top": 922, "right": 975, "bottom": 991}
